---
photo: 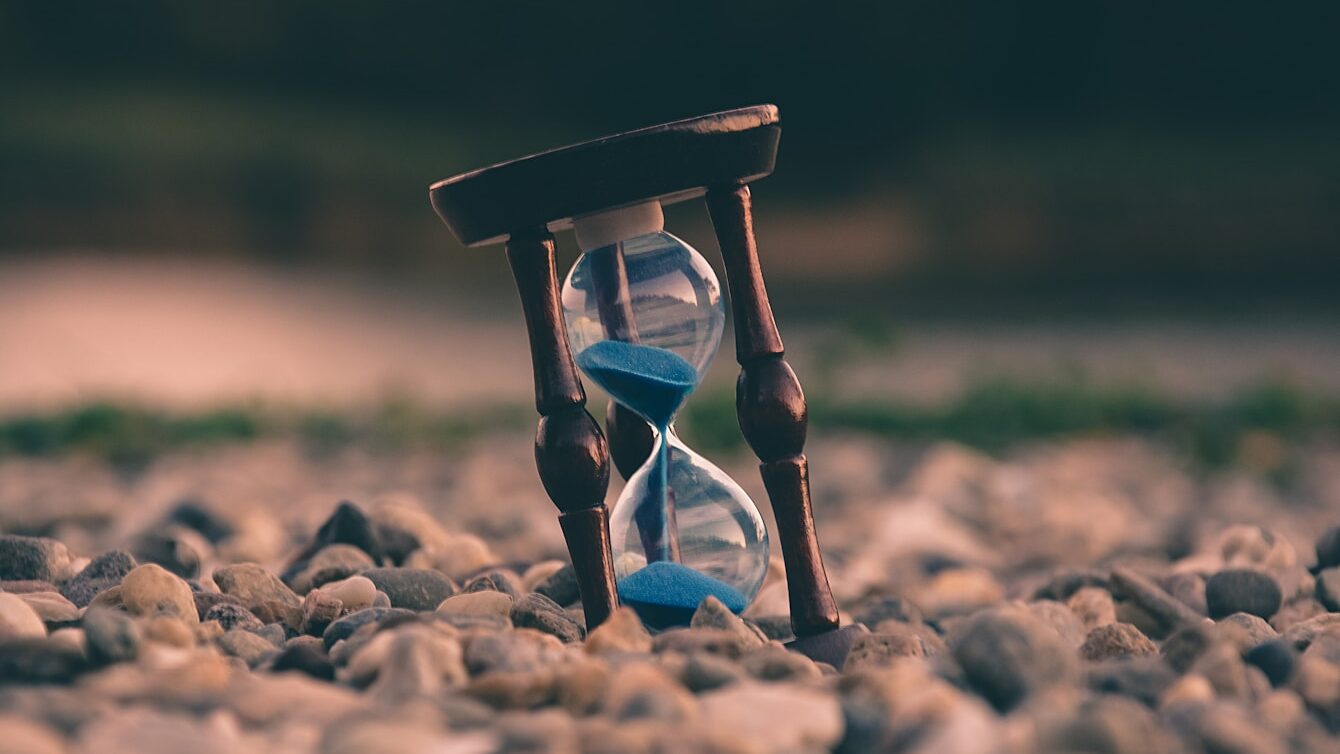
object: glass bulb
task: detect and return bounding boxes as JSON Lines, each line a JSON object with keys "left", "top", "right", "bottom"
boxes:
{"left": 561, "top": 216, "right": 769, "bottom": 629}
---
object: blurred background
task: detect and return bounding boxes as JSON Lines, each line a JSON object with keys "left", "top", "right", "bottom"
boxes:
{"left": 1, "top": 0, "right": 1338, "bottom": 467}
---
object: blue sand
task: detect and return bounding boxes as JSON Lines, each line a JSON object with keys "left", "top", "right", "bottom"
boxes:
{"left": 617, "top": 560, "right": 748, "bottom": 617}
{"left": 574, "top": 341, "right": 697, "bottom": 429}
{"left": 576, "top": 341, "right": 699, "bottom": 564}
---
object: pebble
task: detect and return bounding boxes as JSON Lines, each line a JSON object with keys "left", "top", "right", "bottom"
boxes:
{"left": 852, "top": 594, "right": 923, "bottom": 626}
{"left": 740, "top": 644, "right": 821, "bottom": 681}
{"left": 1205, "top": 568, "right": 1282, "bottom": 619}
{"left": 1218, "top": 525, "right": 1297, "bottom": 570}
{"left": 463, "top": 569, "right": 523, "bottom": 599}
{"left": 142, "top": 614, "right": 195, "bottom": 647}
{"left": 270, "top": 639, "right": 336, "bottom": 681}
{"left": 1245, "top": 640, "right": 1297, "bottom": 687}
{"left": 1316, "top": 526, "right": 1340, "bottom": 571}
{"left": 701, "top": 683, "right": 843, "bottom": 752}
{"left": 1281, "top": 613, "right": 1340, "bottom": 651}
{"left": 212, "top": 563, "right": 302, "bottom": 617}
{"left": 0, "top": 593, "right": 47, "bottom": 639}
{"left": 299, "top": 501, "right": 385, "bottom": 566}
{"left": 437, "top": 591, "right": 514, "bottom": 619}
{"left": 533, "top": 563, "right": 581, "bottom": 607}
{"left": 1067, "top": 586, "right": 1117, "bottom": 632}
{"left": 690, "top": 595, "right": 766, "bottom": 650}
{"left": 1080, "top": 622, "right": 1158, "bottom": 661}
{"left": 204, "top": 602, "right": 265, "bottom": 632}
{"left": 1315, "top": 567, "right": 1340, "bottom": 611}
{"left": 464, "top": 629, "right": 566, "bottom": 675}
{"left": 131, "top": 524, "right": 208, "bottom": 579}
{"left": 600, "top": 662, "right": 696, "bottom": 722}
{"left": 368, "top": 498, "right": 455, "bottom": 564}
{"left": 0, "top": 715, "right": 67, "bottom": 754}
{"left": 218, "top": 628, "right": 278, "bottom": 667}
{"left": 316, "top": 575, "right": 378, "bottom": 612}
{"left": 301, "top": 590, "right": 344, "bottom": 636}
{"left": 361, "top": 567, "right": 455, "bottom": 611}
{"left": 843, "top": 623, "right": 932, "bottom": 671}
{"left": 0, "top": 637, "right": 87, "bottom": 684}
{"left": 18, "top": 592, "right": 79, "bottom": 624}
{"left": 82, "top": 607, "right": 140, "bottom": 665}
{"left": 120, "top": 563, "right": 199, "bottom": 624}
{"left": 405, "top": 533, "right": 499, "bottom": 581}
{"left": 1161, "top": 623, "right": 1216, "bottom": 673}
{"left": 1110, "top": 566, "right": 1204, "bottom": 631}
{"left": 60, "top": 549, "right": 136, "bottom": 607}
{"left": 511, "top": 593, "right": 583, "bottom": 643}
{"left": 165, "top": 498, "right": 236, "bottom": 544}
{"left": 1087, "top": 657, "right": 1177, "bottom": 707}
{"left": 652, "top": 628, "right": 747, "bottom": 659}
{"left": 1164, "top": 572, "right": 1209, "bottom": 615}
{"left": 1217, "top": 612, "right": 1279, "bottom": 650}
{"left": 949, "top": 606, "right": 1077, "bottom": 712}
{"left": 553, "top": 657, "right": 609, "bottom": 714}
{"left": 1029, "top": 599, "right": 1088, "bottom": 647}
{"left": 283, "top": 544, "right": 376, "bottom": 594}
{"left": 1034, "top": 568, "right": 1111, "bottom": 601}
{"left": 322, "top": 607, "right": 414, "bottom": 650}
{"left": 583, "top": 606, "right": 651, "bottom": 655}
{"left": 0, "top": 536, "right": 71, "bottom": 583}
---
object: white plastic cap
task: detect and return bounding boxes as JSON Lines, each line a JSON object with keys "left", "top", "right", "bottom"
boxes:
{"left": 572, "top": 200, "right": 664, "bottom": 251}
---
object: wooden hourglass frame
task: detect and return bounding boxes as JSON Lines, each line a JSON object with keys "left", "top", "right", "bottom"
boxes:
{"left": 429, "top": 106, "right": 865, "bottom": 664}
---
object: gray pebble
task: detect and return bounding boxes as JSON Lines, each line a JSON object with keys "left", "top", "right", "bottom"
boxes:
{"left": 1161, "top": 622, "right": 1216, "bottom": 673}
{"left": 533, "top": 563, "right": 580, "bottom": 607}
{"left": 0, "top": 536, "right": 71, "bottom": 583}
{"left": 1086, "top": 657, "right": 1177, "bottom": 707}
{"left": 361, "top": 567, "right": 455, "bottom": 611}
{"left": 949, "top": 606, "right": 1077, "bottom": 712}
{"left": 217, "top": 629, "right": 276, "bottom": 667}
{"left": 690, "top": 596, "right": 765, "bottom": 650}
{"left": 1314, "top": 566, "right": 1340, "bottom": 611}
{"left": 0, "top": 637, "right": 87, "bottom": 684}
{"left": 749, "top": 615, "right": 795, "bottom": 642}
{"left": 1205, "top": 568, "right": 1282, "bottom": 620}
{"left": 741, "top": 644, "right": 821, "bottom": 682}
{"left": 60, "top": 550, "right": 136, "bottom": 607}
{"left": 322, "top": 607, "right": 414, "bottom": 650}
{"left": 852, "top": 594, "right": 923, "bottom": 627}
{"left": 464, "top": 569, "right": 522, "bottom": 599}
{"left": 1110, "top": 567, "right": 1203, "bottom": 632}
{"left": 1163, "top": 572, "right": 1209, "bottom": 615}
{"left": 680, "top": 651, "right": 747, "bottom": 692}
{"left": 82, "top": 607, "right": 140, "bottom": 665}
{"left": 1315, "top": 526, "right": 1340, "bottom": 571}
{"left": 203, "top": 602, "right": 263, "bottom": 632}
{"left": 131, "top": 525, "right": 206, "bottom": 579}
{"left": 1216, "top": 612, "right": 1278, "bottom": 650}
{"left": 510, "top": 593, "right": 583, "bottom": 643}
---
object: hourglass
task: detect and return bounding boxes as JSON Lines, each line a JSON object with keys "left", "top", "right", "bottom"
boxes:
{"left": 429, "top": 106, "right": 866, "bottom": 664}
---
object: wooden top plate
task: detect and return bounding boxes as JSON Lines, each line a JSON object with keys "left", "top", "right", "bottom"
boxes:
{"left": 429, "top": 105, "right": 781, "bottom": 247}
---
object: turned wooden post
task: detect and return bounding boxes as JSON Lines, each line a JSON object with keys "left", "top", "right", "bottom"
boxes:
{"left": 505, "top": 227, "right": 618, "bottom": 629}
{"left": 706, "top": 184, "right": 840, "bottom": 638}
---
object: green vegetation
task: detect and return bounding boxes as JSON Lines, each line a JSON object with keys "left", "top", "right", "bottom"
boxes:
{"left": 3, "top": 382, "right": 1337, "bottom": 476}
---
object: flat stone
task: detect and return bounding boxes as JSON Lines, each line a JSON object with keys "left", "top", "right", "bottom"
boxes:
{"left": 0, "top": 637, "right": 87, "bottom": 684}
{"left": 584, "top": 606, "right": 652, "bottom": 655}
{"left": 61, "top": 550, "right": 136, "bottom": 607}
{"left": 511, "top": 593, "right": 583, "bottom": 643}
{"left": 949, "top": 606, "right": 1077, "bottom": 712}
{"left": 1205, "top": 568, "right": 1282, "bottom": 619}
{"left": 700, "top": 683, "right": 843, "bottom": 752}
{"left": 464, "top": 629, "right": 566, "bottom": 675}
{"left": 533, "top": 563, "right": 581, "bottom": 607}
{"left": 1080, "top": 622, "right": 1158, "bottom": 661}
{"left": 0, "top": 536, "right": 71, "bottom": 583}
{"left": 0, "top": 592, "right": 46, "bottom": 639}
{"left": 82, "top": 607, "right": 140, "bottom": 665}
{"left": 362, "top": 567, "right": 455, "bottom": 611}
{"left": 120, "top": 563, "right": 198, "bottom": 624}
{"left": 212, "top": 563, "right": 301, "bottom": 616}
{"left": 437, "top": 590, "right": 514, "bottom": 619}
{"left": 18, "top": 592, "right": 79, "bottom": 623}
{"left": 0, "top": 580, "right": 57, "bottom": 594}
